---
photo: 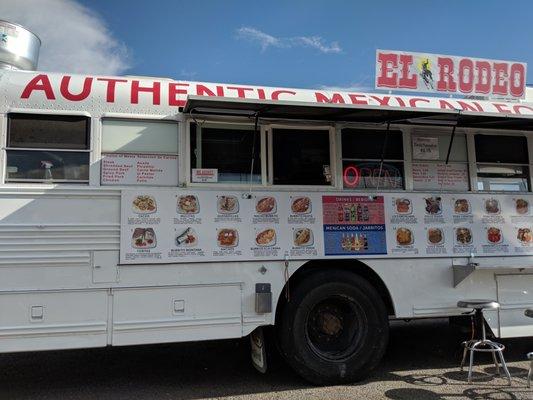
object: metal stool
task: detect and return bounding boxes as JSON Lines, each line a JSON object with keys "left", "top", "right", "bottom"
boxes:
{"left": 458, "top": 299, "right": 511, "bottom": 386}
{"left": 525, "top": 308, "right": 533, "bottom": 388}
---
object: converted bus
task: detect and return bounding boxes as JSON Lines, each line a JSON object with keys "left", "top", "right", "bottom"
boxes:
{"left": 1, "top": 68, "right": 533, "bottom": 384}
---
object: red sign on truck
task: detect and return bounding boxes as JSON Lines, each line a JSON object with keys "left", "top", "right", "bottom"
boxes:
{"left": 375, "top": 49, "right": 527, "bottom": 100}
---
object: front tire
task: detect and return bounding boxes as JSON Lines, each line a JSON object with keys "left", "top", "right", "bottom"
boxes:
{"left": 277, "top": 269, "right": 389, "bottom": 385}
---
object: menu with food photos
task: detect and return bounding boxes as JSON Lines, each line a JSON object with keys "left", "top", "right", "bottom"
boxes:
{"left": 120, "top": 190, "right": 533, "bottom": 264}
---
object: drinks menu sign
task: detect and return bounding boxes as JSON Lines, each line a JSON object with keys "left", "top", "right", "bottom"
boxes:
{"left": 119, "top": 189, "right": 533, "bottom": 264}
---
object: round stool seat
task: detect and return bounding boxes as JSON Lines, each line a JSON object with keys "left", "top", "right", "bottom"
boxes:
{"left": 525, "top": 309, "right": 533, "bottom": 318}
{"left": 457, "top": 299, "right": 500, "bottom": 310}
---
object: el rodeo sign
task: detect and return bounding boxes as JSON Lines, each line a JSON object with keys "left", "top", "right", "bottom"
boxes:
{"left": 375, "top": 49, "right": 527, "bottom": 100}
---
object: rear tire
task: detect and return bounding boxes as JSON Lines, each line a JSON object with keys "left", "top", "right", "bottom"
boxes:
{"left": 277, "top": 269, "right": 389, "bottom": 385}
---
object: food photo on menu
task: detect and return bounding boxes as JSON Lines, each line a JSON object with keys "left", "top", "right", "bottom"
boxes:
{"left": 454, "top": 198, "right": 470, "bottom": 214}
{"left": 217, "top": 228, "right": 239, "bottom": 247}
{"left": 487, "top": 227, "right": 502, "bottom": 244}
{"left": 132, "top": 228, "right": 156, "bottom": 249}
{"left": 178, "top": 195, "right": 199, "bottom": 214}
{"left": 485, "top": 198, "right": 500, "bottom": 214}
{"left": 255, "top": 228, "right": 277, "bottom": 247}
{"left": 175, "top": 227, "right": 198, "bottom": 247}
{"left": 516, "top": 198, "right": 529, "bottom": 214}
{"left": 132, "top": 195, "right": 157, "bottom": 213}
{"left": 293, "top": 228, "right": 313, "bottom": 247}
{"left": 455, "top": 227, "right": 472, "bottom": 245}
{"left": 517, "top": 228, "right": 533, "bottom": 244}
{"left": 256, "top": 196, "right": 276, "bottom": 214}
{"left": 427, "top": 228, "right": 444, "bottom": 245}
{"left": 396, "top": 227, "right": 413, "bottom": 246}
{"left": 218, "top": 195, "right": 239, "bottom": 214}
{"left": 291, "top": 197, "right": 311, "bottom": 214}
{"left": 395, "top": 198, "right": 411, "bottom": 214}
{"left": 424, "top": 197, "right": 441, "bottom": 215}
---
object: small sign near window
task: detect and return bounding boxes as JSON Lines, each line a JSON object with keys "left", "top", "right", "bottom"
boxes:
{"left": 192, "top": 168, "right": 218, "bottom": 183}
{"left": 412, "top": 137, "right": 439, "bottom": 160}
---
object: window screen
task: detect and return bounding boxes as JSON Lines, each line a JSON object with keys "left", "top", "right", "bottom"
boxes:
{"left": 102, "top": 120, "right": 178, "bottom": 154}
{"left": 272, "top": 129, "right": 331, "bottom": 186}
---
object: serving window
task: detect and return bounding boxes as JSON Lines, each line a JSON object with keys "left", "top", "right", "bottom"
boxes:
{"left": 474, "top": 134, "right": 529, "bottom": 192}
{"left": 190, "top": 123, "right": 261, "bottom": 184}
{"left": 101, "top": 119, "right": 178, "bottom": 186}
{"left": 341, "top": 129, "right": 404, "bottom": 190}
{"left": 411, "top": 131, "right": 469, "bottom": 191}
{"left": 271, "top": 128, "right": 332, "bottom": 186}
{"left": 6, "top": 114, "right": 90, "bottom": 183}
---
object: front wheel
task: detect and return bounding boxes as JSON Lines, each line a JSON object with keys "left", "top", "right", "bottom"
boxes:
{"left": 277, "top": 270, "right": 389, "bottom": 385}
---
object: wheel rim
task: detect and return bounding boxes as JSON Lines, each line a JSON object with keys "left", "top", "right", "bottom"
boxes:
{"left": 305, "top": 295, "right": 367, "bottom": 361}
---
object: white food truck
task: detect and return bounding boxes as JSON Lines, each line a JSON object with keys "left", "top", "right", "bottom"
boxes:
{"left": 1, "top": 22, "right": 533, "bottom": 385}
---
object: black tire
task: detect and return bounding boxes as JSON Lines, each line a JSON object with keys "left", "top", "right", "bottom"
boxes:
{"left": 277, "top": 269, "right": 389, "bottom": 385}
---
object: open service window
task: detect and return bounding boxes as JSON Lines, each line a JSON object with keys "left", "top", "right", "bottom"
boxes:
{"left": 5, "top": 114, "right": 90, "bottom": 183}
{"left": 100, "top": 119, "right": 178, "bottom": 186}
{"left": 474, "top": 134, "right": 529, "bottom": 192}
{"left": 270, "top": 128, "right": 333, "bottom": 186}
{"left": 411, "top": 130, "right": 469, "bottom": 191}
{"left": 190, "top": 123, "right": 261, "bottom": 184}
{"left": 341, "top": 128, "right": 404, "bottom": 190}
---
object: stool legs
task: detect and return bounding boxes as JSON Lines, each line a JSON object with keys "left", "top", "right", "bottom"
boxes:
{"left": 528, "top": 358, "right": 532, "bottom": 388}
{"left": 461, "top": 340, "right": 511, "bottom": 386}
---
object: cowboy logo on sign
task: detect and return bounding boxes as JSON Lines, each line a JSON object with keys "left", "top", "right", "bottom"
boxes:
{"left": 418, "top": 58, "right": 434, "bottom": 90}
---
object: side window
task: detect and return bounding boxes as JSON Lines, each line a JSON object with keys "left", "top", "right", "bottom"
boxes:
{"left": 101, "top": 119, "right": 178, "bottom": 186}
{"left": 272, "top": 128, "right": 332, "bottom": 186}
{"left": 475, "top": 134, "right": 529, "bottom": 192}
{"left": 411, "top": 132, "right": 469, "bottom": 191}
{"left": 341, "top": 129, "right": 404, "bottom": 189}
{"left": 6, "top": 114, "right": 90, "bottom": 183}
{"left": 190, "top": 123, "right": 260, "bottom": 184}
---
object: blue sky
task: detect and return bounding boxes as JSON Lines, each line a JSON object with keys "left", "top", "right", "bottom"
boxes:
{"left": 4, "top": 0, "right": 533, "bottom": 90}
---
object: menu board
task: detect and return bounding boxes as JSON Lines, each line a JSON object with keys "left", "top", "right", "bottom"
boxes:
{"left": 412, "top": 163, "right": 469, "bottom": 191}
{"left": 120, "top": 190, "right": 533, "bottom": 264}
{"left": 101, "top": 153, "right": 178, "bottom": 186}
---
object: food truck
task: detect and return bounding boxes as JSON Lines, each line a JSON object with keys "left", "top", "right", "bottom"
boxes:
{"left": 1, "top": 25, "right": 533, "bottom": 383}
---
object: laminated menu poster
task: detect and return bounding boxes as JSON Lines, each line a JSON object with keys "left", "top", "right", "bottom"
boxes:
{"left": 120, "top": 190, "right": 533, "bottom": 264}
{"left": 120, "top": 190, "right": 324, "bottom": 264}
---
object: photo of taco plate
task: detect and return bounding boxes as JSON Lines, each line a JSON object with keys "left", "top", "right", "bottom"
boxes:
{"left": 218, "top": 195, "right": 239, "bottom": 214}
{"left": 427, "top": 228, "right": 443, "bottom": 245}
{"left": 485, "top": 198, "right": 500, "bottom": 214}
{"left": 294, "top": 228, "right": 313, "bottom": 247}
{"left": 175, "top": 227, "right": 198, "bottom": 247}
{"left": 132, "top": 228, "right": 156, "bottom": 249}
{"left": 217, "top": 229, "right": 238, "bottom": 247}
{"left": 132, "top": 195, "right": 157, "bottom": 214}
{"left": 396, "top": 227, "right": 413, "bottom": 246}
{"left": 454, "top": 199, "right": 469, "bottom": 214}
{"left": 255, "top": 228, "right": 276, "bottom": 246}
{"left": 487, "top": 227, "right": 502, "bottom": 244}
{"left": 424, "top": 197, "right": 441, "bottom": 215}
{"left": 178, "top": 195, "right": 199, "bottom": 214}
{"left": 395, "top": 198, "right": 411, "bottom": 214}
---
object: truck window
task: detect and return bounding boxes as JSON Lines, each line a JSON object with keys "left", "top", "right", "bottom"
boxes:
{"left": 341, "top": 129, "right": 404, "bottom": 189}
{"left": 101, "top": 119, "right": 179, "bottom": 186}
{"left": 411, "top": 132, "right": 469, "bottom": 191}
{"left": 272, "top": 128, "right": 331, "bottom": 186}
{"left": 190, "top": 123, "right": 261, "bottom": 184}
{"left": 6, "top": 114, "right": 90, "bottom": 183}
{"left": 474, "top": 134, "right": 529, "bottom": 192}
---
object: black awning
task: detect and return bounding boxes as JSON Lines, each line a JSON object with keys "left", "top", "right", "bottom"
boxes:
{"left": 183, "top": 95, "right": 533, "bottom": 131}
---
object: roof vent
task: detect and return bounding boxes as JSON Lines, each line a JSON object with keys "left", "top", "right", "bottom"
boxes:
{"left": 0, "top": 20, "right": 40, "bottom": 70}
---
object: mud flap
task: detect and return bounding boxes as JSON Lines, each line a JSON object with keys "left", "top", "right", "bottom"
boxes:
{"left": 250, "top": 327, "right": 267, "bottom": 373}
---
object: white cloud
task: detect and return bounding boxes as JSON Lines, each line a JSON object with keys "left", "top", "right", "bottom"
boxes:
{"left": 0, "top": 0, "right": 130, "bottom": 75}
{"left": 236, "top": 26, "right": 341, "bottom": 54}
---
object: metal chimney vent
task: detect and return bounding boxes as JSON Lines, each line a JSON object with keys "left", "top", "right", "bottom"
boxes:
{"left": 0, "top": 20, "right": 40, "bottom": 70}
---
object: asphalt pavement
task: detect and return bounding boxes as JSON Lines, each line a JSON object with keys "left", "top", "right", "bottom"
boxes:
{"left": 0, "top": 318, "right": 531, "bottom": 400}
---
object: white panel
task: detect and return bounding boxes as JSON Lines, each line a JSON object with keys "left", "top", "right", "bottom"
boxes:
{"left": 112, "top": 284, "right": 242, "bottom": 345}
{"left": 497, "top": 274, "right": 533, "bottom": 337}
{"left": 102, "top": 120, "right": 178, "bottom": 154}
{"left": 0, "top": 290, "right": 108, "bottom": 352}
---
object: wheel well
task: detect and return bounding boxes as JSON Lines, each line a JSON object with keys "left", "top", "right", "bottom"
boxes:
{"left": 275, "top": 259, "right": 395, "bottom": 324}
